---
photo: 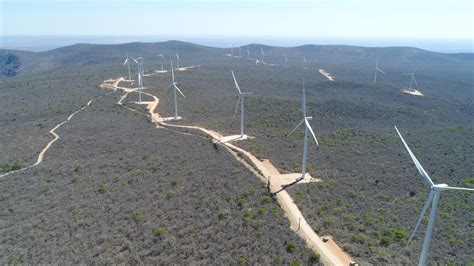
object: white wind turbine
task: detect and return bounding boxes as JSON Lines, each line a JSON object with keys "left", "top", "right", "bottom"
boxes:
{"left": 260, "top": 47, "right": 266, "bottom": 64}
{"left": 168, "top": 60, "right": 186, "bottom": 119}
{"left": 131, "top": 57, "right": 143, "bottom": 103}
{"left": 158, "top": 54, "right": 167, "bottom": 71}
{"left": 231, "top": 70, "right": 253, "bottom": 138}
{"left": 231, "top": 45, "right": 234, "bottom": 57}
{"left": 247, "top": 48, "right": 250, "bottom": 59}
{"left": 395, "top": 126, "right": 474, "bottom": 266}
{"left": 123, "top": 52, "right": 132, "bottom": 80}
{"left": 289, "top": 81, "right": 319, "bottom": 181}
{"left": 303, "top": 56, "right": 308, "bottom": 68}
{"left": 373, "top": 58, "right": 385, "bottom": 83}
{"left": 176, "top": 52, "right": 181, "bottom": 69}
{"left": 275, "top": 81, "right": 319, "bottom": 193}
{"left": 139, "top": 51, "right": 145, "bottom": 76}
{"left": 284, "top": 54, "right": 288, "bottom": 67}
{"left": 403, "top": 72, "right": 418, "bottom": 89}
{"left": 238, "top": 46, "right": 242, "bottom": 58}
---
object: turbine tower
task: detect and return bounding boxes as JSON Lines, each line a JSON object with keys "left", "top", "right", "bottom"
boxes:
{"left": 131, "top": 57, "right": 143, "bottom": 103}
{"left": 303, "top": 56, "right": 307, "bottom": 68}
{"left": 123, "top": 52, "right": 132, "bottom": 80}
{"left": 395, "top": 126, "right": 474, "bottom": 266}
{"left": 231, "top": 70, "right": 252, "bottom": 137}
{"left": 260, "top": 47, "right": 266, "bottom": 64}
{"left": 284, "top": 54, "right": 288, "bottom": 67}
{"left": 169, "top": 60, "right": 186, "bottom": 119}
{"left": 403, "top": 72, "right": 418, "bottom": 89}
{"left": 158, "top": 54, "right": 167, "bottom": 71}
{"left": 139, "top": 51, "right": 145, "bottom": 76}
{"left": 373, "top": 58, "right": 385, "bottom": 83}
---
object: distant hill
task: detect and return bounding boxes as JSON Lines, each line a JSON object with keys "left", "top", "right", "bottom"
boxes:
{"left": 1, "top": 40, "right": 473, "bottom": 77}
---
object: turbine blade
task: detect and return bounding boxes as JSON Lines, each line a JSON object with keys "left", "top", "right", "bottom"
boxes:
{"left": 164, "top": 83, "right": 173, "bottom": 90}
{"left": 376, "top": 67, "right": 385, "bottom": 74}
{"left": 174, "top": 84, "right": 186, "bottom": 98}
{"left": 123, "top": 59, "right": 128, "bottom": 65}
{"left": 412, "top": 75, "right": 418, "bottom": 86}
{"left": 288, "top": 119, "right": 304, "bottom": 136}
{"left": 407, "top": 190, "right": 434, "bottom": 245}
{"left": 131, "top": 57, "right": 139, "bottom": 63}
{"left": 231, "top": 70, "right": 242, "bottom": 94}
{"left": 305, "top": 119, "right": 319, "bottom": 146}
{"left": 394, "top": 126, "right": 435, "bottom": 187}
{"left": 444, "top": 186, "right": 474, "bottom": 191}
{"left": 233, "top": 96, "right": 241, "bottom": 118}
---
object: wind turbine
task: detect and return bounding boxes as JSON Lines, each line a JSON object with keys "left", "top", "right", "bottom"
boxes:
{"left": 303, "top": 56, "right": 308, "bottom": 68}
{"left": 157, "top": 54, "right": 167, "bottom": 71}
{"left": 176, "top": 52, "right": 181, "bottom": 69}
{"left": 373, "top": 58, "right": 385, "bottom": 83}
{"left": 231, "top": 45, "right": 234, "bottom": 57}
{"left": 123, "top": 52, "right": 132, "bottom": 80}
{"left": 247, "top": 49, "right": 250, "bottom": 59}
{"left": 131, "top": 57, "right": 143, "bottom": 103}
{"left": 139, "top": 51, "right": 145, "bottom": 76}
{"left": 169, "top": 60, "right": 186, "bottom": 119}
{"left": 403, "top": 72, "right": 418, "bottom": 89}
{"left": 231, "top": 70, "right": 252, "bottom": 138}
{"left": 395, "top": 126, "right": 474, "bottom": 266}
{"left": 238, "top": 46, "right": 242, "bottom": 58}
{"left": 260, "top": 47, "right": 266, "bottom": 64}
{"left": 275, "top": 81, "right": 319, "bottom": 194}
{"left": 284, "top": 54, "right": 288, "bottom": 67}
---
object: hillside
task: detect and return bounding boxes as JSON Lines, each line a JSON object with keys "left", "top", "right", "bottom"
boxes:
{"left": 1, "top": 41, "right": 473, "bottom": 79}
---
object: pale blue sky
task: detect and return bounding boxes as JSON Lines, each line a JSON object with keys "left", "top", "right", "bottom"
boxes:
{"left": 1, "top": 0, "right": 473, "bottom": 38}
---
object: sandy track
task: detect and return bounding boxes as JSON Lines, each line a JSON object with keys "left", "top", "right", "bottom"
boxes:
{"left": 319, "top": 69, "right": 335, "bottom": 81}
{"left": 101, "top": 76, "right": 354, "bottom": 265}
{"left": 0, "top": 94, "right": 107, "bottom": 179}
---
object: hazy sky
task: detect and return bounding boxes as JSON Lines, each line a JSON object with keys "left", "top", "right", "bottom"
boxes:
{"left": 1, "top": 0, "right": 473, "bottom": 39}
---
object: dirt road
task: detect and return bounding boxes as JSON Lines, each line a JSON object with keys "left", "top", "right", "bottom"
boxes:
{"left": 0, "top": 95, "right": 103, "bottom": 179}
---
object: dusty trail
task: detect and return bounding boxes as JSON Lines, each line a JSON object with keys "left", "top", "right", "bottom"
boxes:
{"left": 0, "top": 94, "right": 107, "bottom": 179}
{"left": 319, "top": 69, "right": 335, "bottom": 81}
{"left": 103, "top": 76, "right": 354, "bottom": 265}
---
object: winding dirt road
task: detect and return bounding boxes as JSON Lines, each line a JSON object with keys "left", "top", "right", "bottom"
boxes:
{"left": 0, "top": 95, "right": 104, "bottom": 179}
{"left": 101, "top": 76, "right": 354, "bottom": 265}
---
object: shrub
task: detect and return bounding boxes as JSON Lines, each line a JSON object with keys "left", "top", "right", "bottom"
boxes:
{"left": 290, "top": 259, "right": 300, "bottom": 266}
{"left": 236, "top": 256, "right": 246, "bottom": 265}
{"left": 463, "top": 177, "right": 474, "bottom": 188}
{"left": 1, "top": 162, "right": 23, "bottom": 172}
{"left": 218, "top": 210, "right": 228, "bottom": 220}
{"left": 286, "top": 242, "right": 296, "bottom": 253}
{"left": 236, "top": 197, "right": 246, "bottom": 208}
{"left": 98, "top": 185, "right": 107, "bottom": 194}
{"left": 131, "top": 210, "right": 144, "bottom": 222}
{"left": 380, "top": 236, "right": 391, "bottom": 246}
{"left": 309, "top": 252, "right": 320, "bottom": 263}
{"left": 393, "top": 227, "right": 407, "bottom": 242}
{"left": 154, "top": 227, "right": 167, "bottom": 237}
{"left": 351, "top": 233, "right": 368, "bottom": 243}
{"left": 170, "top": 179, "right": 180, "bottom": 186}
